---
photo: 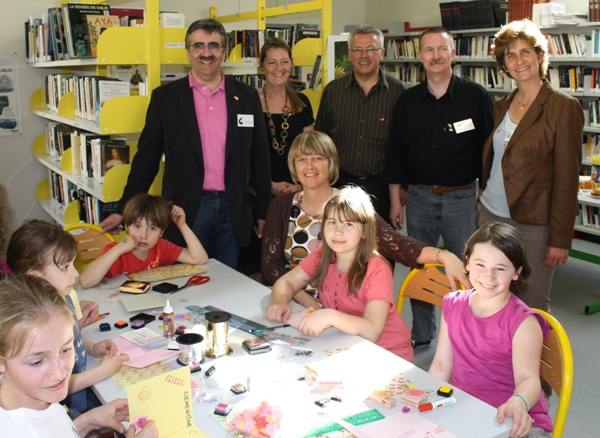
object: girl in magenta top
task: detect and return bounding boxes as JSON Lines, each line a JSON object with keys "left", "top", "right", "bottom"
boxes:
{"left": 266, "top": 186, "right": 413, "bottom": 362}
{"left": 429, "top": 223, "right": 552, "bottom": 437}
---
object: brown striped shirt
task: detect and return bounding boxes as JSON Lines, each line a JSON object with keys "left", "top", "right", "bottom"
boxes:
{"left": 315, "top": 70, "right": 405, "bottom": 177}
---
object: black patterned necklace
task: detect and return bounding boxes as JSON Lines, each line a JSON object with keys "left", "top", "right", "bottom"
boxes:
{"left": 263, "top": 86, "right": 290, "bottom": 155}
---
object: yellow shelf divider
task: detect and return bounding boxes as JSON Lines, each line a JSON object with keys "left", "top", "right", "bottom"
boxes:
{"left": 100, "top": 96, "right": 148, "bottom": 134}
{"left": 31, "top": 88, "right": 46, "bottom": 111}
{"left": 33, "top": 134, "right": 46, "bottom": 155}
{"left": 159, "top": 28, "right": 188, "bottom": 64}
{"left": 64, "top": 201, "right": 80, "bottom": 225}
{"left": 292, "top": 38, "right": 323, "bottom": 66}
{"left": 60, "top": 147, "right": 74, "bottom": 171}
{"left": 103, "top": 164, "right": 131, "bottom": 202}
{"left": 57, "top": 92, "right": 75, "bottom": 118}
{"left": 300, "top": 89, "right": 323, "bottom": 116}
{"left": 36, "top": 178, "right": 50, "bottom": 200}
{"left": 96, "top": 27, "right": 148, "bottom": 65}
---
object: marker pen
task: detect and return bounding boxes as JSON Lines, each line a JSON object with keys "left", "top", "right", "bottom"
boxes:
{"left": 418, "top": 396, "right": 456, "bottom": 412}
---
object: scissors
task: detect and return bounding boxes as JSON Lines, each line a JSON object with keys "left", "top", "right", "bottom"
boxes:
{"left": 169, "top": 275, "right": 210, "bottom": 294}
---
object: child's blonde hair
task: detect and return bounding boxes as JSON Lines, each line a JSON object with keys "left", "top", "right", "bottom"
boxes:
{"left": 0, "top": 274, "right": 73, "bottom": 361}
{"left": 313, "top": 186, "right": 383, "bottom": 294}
{"left": 3, "top": 220, "right": 77, "bottom": 279}
{"left": 122, "top": 193, "right": 173, "bottom": 231}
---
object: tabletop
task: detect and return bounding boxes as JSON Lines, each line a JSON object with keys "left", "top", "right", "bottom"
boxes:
{"left": 79, "top": 259, "right": 511, "bottom": 438}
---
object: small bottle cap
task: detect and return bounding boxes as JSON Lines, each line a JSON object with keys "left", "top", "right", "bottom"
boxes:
{"left": 164, "top": 299, "right": 173, "bottom": 313}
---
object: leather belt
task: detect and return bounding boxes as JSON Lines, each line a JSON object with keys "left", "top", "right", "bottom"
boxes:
{"left": 420, "top": 184, "right": 473, "bottom": 194}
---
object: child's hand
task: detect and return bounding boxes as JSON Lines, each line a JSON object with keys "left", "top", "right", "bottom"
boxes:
{"left": 79, "top": 300, "right": 100, "bottom": 329}
{"left": 266, "top": 302, "right": 292, "bottom": 322}
{"left": 297, "top": 309, "right": 333, "bottom": 337}
{"left": 75, "top": 398, "right": 129, "bottom": 435}
{"left": 171, "top": 205, "right": 186, "bottom": 228}
{"left": 98, "top": 353, "right": 129, "bottom": 375}
{"left": 120, "top": 234, "right": 139, "bottom": 253}
{"left": 127, "top": 419, "right": 158, "bottom": 437}
{"left": 91, "top": 339, "right": 118, "bottom": 357}
{"left": 497, "top": 398, "right": 533, "bottom": 438}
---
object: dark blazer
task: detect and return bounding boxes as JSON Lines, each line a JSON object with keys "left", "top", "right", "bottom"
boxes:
{"left": 481, "top": 80, "right": 583, "bottom": 249}
{"left": 118, "top": 75, "right": 271, "bottom": 248}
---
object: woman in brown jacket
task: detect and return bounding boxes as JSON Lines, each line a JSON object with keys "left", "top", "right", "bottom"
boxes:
{"left": 479, "top": 20, "right": 583, "bottom": 310}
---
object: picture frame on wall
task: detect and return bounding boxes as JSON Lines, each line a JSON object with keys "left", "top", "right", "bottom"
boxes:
{"left": 326, "top": 35, "right": 352, "bottom": 84}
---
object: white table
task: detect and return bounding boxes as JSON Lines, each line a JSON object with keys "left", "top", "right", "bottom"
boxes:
{"left": 79, "top": 259, "right": 511, "bottom": 437}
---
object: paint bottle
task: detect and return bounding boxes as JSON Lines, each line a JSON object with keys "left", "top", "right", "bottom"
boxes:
{"left": 163, "top": 300, "right": 175, "bottom": 338}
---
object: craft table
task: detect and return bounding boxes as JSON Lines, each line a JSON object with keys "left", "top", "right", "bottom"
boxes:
{"left": 79, "top": 259, "right": 511, "bottom": 438}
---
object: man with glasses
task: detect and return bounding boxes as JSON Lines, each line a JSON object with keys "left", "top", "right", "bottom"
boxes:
{"left": 100, "top": 19, "right": 271, "bottom": 270}
{"left": 315, "top": 25, "right": 404, "bottom": 225}
{"left": 385, "top": 27, "right": 493, "bottom": 349}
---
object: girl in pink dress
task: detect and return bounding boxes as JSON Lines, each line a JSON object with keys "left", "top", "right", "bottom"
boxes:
{"left": 266, "top": 186, "right": 413, "bottom": 362}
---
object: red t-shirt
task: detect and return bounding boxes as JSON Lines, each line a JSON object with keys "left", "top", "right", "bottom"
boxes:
{"left": 102, "top": 239, "right": 183, "bottom": 278}
{"left": 300, "top": 249, "right": 413, "bottom": 362}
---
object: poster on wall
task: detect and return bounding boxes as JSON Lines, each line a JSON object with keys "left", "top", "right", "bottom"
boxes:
{"left": 0, "top": 53, "right": 22, "bottom": 136}
{"left": 326, "top": 35, "right": 352, "bottom": 84}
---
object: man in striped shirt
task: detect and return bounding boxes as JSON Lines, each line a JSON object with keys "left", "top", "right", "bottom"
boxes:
{"left": 315, "top": 25, "right": 405, "bottom": 224}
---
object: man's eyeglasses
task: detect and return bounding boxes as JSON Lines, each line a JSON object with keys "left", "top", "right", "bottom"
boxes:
{"left": 348, "top": 47, "right": 383, "bottom": 55}
{"left": 190, "top": 42, "right": 223, "bottom": 52}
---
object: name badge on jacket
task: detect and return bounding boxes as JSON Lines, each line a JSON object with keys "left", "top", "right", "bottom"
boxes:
{"left": 453, "top": 118, "right": 475, "bottom": 134}
{"left": 238, "top": 114, "right": 254, "bottom": 127}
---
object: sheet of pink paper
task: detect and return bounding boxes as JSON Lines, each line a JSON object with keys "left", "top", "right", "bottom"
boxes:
{"left": 113, "top": 337, "right": 180, "bottom": 368}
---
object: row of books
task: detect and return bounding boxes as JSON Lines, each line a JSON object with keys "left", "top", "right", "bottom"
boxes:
{"left": 587, "top": 100, "right": 600, "bottom": 128}
{"left": 508, "top": 0, "right": 534, "bottom": 22}
{"left": 44, "top": 73, "right": 129, "bottom": 123}
{"left": 226, "top": 23, "right": 321, "bottom": 62}
{"left": 580, "top": 203, "right": 600, "bottom": 229}
{"left": 546, "top": 65, "right": 587, "bottom": 92}
{"left": 440, "top": 0, "right": 507, "bottom": 31}
{"left": 453, "top": 65, "right": 507, "bottom": 89}
{"left": 546, "top": 33, "right": 589, "bottom": 58}
{"left": 25, "top": 4, "right": 144, "bottom": 62}
{"left": 227, "top": 74, "right": 266, "bottom": 89}
{"left": 590, "top": 0, "right": 600, "bottom": 23}
{"left": 385, "top": 37, "right": 419, "bottom": 60}
{"left": 47, "top": 172, "right": 119, "bottom": 226}
{"left": 384, "top": 65, "right": 426, "bottom": 85}
{"left": 43, "top": 122, "right": 130, "bottom": 183}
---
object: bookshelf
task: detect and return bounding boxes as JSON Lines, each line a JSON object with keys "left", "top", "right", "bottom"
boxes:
{"left": 210, "top": 0, "right": 331, "bottom": 112}
{"left": 29, "top": 0, "right": 178, "bottom": 227}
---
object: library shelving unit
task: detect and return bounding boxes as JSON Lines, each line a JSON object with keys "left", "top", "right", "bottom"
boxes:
{"left": 210, "top": 0, "right": 331, "bottom": 113}
{"left": 29, "top": 0, "right": 186, "bottom": 226}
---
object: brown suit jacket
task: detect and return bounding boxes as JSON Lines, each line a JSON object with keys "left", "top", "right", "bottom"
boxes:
{"left": 481, "top": 80, "right": 583, "bottom": 249}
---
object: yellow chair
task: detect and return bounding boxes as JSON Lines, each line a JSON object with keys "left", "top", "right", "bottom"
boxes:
{"left": 396, "top": 263, "right": 455, "bottom": 314}
{"left": 63, "top": 223, "right": 116, "bottom": 272}
{"left": 533, "top": 309, "right": 574, "bottom": 438}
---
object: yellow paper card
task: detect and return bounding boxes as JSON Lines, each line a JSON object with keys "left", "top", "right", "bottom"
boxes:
{"left": 126, "top": 366, "right": 207, "bottom": 437}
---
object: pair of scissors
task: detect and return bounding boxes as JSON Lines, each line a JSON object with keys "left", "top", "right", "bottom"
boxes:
{"left": 169, "top": 275, "right": 210, "bottom": 294}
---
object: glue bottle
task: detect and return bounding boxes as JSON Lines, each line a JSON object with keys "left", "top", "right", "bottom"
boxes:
{"left": 163, "top": 300, "right": 174, "bottom": 338}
